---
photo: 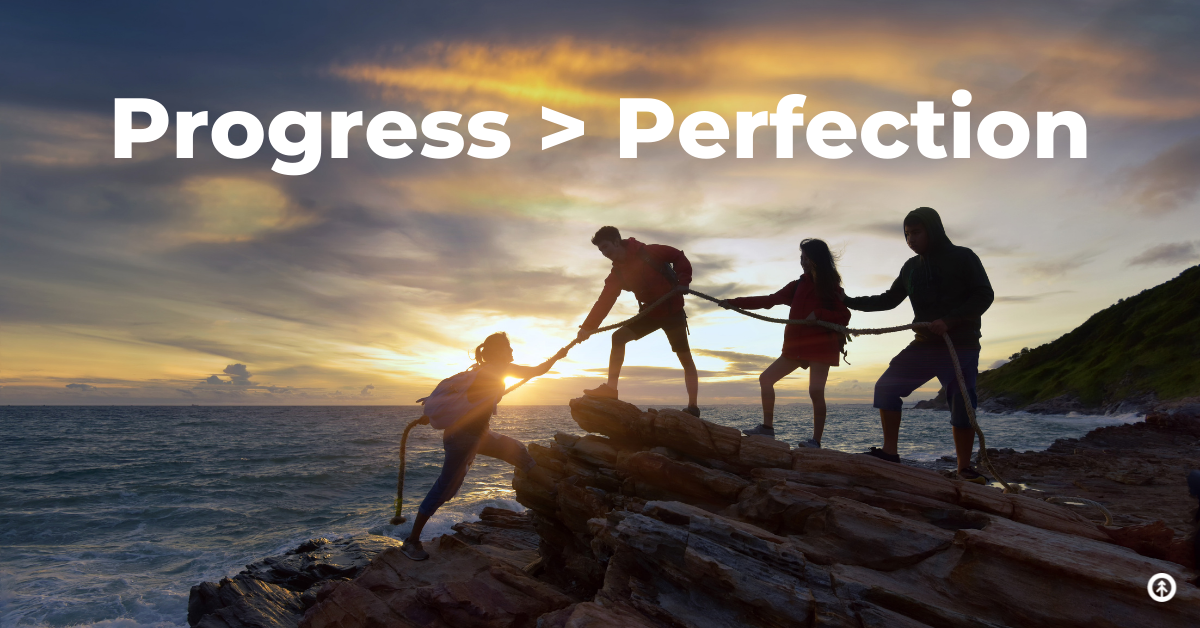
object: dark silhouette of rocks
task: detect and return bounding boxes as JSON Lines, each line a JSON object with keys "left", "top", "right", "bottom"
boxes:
{"left": 284, "top": 397, "right": 1198, "bottom": 627}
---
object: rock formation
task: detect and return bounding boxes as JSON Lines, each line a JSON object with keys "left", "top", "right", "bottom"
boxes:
{"left": 188, "top": 535, "right": 404, "bottom": 627}
{"left": 983, "top": 398, "right": 1200, "bottom": 567}
{"left": 288, "top": 397, "right": 1198, "bottom": 627}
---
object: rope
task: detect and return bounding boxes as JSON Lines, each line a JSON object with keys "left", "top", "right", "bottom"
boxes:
{"left": 690, "top": 286, "right": 1015, "bottom": 493}
{"left": 1045, "top": 496, "right": 1114, "bottom": 526}
{"left": 390, "top": 415, "right": 428, "bottom": 525}
{"left": 392, "top": 284, "right": 1026, "bottom": 523}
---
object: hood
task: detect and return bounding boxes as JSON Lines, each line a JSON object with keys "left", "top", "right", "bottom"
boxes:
{"left": 905, "top": 207, "right": 952, "bottom": 251}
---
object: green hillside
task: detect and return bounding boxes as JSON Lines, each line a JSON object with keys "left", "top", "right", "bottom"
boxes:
{"left": 977, "top": 265, "right": 1200, "bottom": 409}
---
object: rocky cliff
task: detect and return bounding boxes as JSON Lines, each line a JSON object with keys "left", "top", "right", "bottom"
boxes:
{"left": 283, "top": 397, "right": 1198, "bottom": 628}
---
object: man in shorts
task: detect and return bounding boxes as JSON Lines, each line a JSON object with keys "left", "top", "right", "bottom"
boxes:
{"left": 844, "top": 207, "right": 994, "bottom": 483}
{"left": 577, "top": 226, "right": 700, "bottom": 417}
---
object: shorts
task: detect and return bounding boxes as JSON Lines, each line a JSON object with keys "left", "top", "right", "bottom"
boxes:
{"left": 624, "top": 308, "right": 689, "bottom": 353}
{"left": 873, "top": 342, "right": 980, "bottom": 429}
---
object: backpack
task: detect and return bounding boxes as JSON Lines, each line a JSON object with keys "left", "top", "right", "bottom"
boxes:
{"left": 416, "top": 369, "right": 498, "bottom": 430}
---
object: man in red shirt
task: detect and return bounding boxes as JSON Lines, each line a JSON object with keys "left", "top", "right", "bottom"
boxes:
{"left": 576, "top": 226, "right": 700, "bottom": 417}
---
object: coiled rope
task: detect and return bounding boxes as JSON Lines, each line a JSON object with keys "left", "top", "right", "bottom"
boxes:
{"left": 391, "top": 284, "right": 1021, "bottom": 524}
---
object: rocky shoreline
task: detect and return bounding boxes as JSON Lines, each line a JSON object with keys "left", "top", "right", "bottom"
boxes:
{"left": 189, "top": 398, "right": 1200, "bottom": 628}
{"left": 914, "top": 387, "right": 1163, "bottom": 416}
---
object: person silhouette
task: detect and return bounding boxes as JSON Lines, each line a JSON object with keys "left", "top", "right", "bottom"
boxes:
{"left": 401, "top": 333, "right": 565, "bottom": 561}
{"left": 576, "top": 226, "right": 700, "bottom": 417}
{"left": 720, "top": 239, "right": 850, "bottom": 447}
{"left": 844, "top": 207, "right": 994, "bottom": 483}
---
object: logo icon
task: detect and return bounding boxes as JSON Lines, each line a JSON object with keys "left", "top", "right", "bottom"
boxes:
{"left": 1148, "top": 573, "right": 1176, "bottom": 602}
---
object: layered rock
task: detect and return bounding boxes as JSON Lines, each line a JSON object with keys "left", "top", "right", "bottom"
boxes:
{"left": 982, "top": 399, "right": 1200, "bottom": 567}
{"left": 188, "top": 511, "right": 541, "bottom": 628}
{"left": 293, "top": 397, "right": 1199, "bottom": 627}
{"left": 188, "top": 535, "right": 403, "bottom": 627}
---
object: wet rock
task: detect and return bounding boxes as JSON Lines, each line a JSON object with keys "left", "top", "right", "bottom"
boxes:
{"left": 300, "top": 535, "right": 573, "bottom": 628}
{"left": 236, "top": 535, "right": 401, "bottom": 592}
{"left": 188, "top": 535, "right": 401, "bottom": 627}
{"left": 189, "top": 577, "right": 304, "bottom": 628}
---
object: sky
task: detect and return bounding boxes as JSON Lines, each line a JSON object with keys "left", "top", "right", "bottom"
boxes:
{"left": 1, "top": 0, "right": 1198, "bottom": 406}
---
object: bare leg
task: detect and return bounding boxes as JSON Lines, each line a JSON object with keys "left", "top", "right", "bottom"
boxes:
{"left": 808, "top": 362, "right": 830, "bottom": 442}
{"left": 406, "top": 511, "right": 431, "bottom": 543}
{"left": 880, "top": 409, "right": 902, "bottom": 455}
{"left": 606, "top": 328, "right": 635, "bottom": 389}
{"left": 953, "top": 426, "right": 977, "bottom": 471}
{"left": 759, "top": 356, "right": 804, "bottom": 427}
{"left": 676, "top": 350, "right": 699, "bottom": 407}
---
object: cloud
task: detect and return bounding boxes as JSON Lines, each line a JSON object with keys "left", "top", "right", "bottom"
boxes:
{"left": 987, "top": 359, "right": 1010, "bottom": 370}
{"left": 1130, "top": 242, "right": 1200, "bottom": 267}
{"left": 205, "top": 375, "right": 224, "bottom": 384}
{"left": 855, "top": 222, "right": 902, "bottom": 238}
{"left": 691, "top": 349, "right": 776, "bottom": 375}
{"left": 1019, "top": 253, "right": 1096, "bottom": 281}
{"left": 1124, "top": 138, "right": 1200, "bottom": 214}
{"left": 223, "top": 363, "right": 253, "bottom": 386}
{"left": 360, "top": 384, "right": 375, "bottom": 396}
{"left": 581, "top": 366, "right": 726, "bottom": 380}
{"left": 993, "top": 290, "right": 1072, "bottom": 304}
{"left": 65, "top": 383, "right": 96, "bottom": 391}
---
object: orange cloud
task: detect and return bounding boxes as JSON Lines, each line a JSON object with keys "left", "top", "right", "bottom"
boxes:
{"left": 334, "top": 28, "right": 1200, "bottom": 131}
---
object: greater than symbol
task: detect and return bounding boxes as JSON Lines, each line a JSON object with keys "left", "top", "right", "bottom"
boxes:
{"left": 542, "top": 108, "right": 584, "bottom": 150}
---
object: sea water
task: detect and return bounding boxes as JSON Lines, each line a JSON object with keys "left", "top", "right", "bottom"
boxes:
{"left": 0, "top": 404, "right": 1139, "bottom": 627}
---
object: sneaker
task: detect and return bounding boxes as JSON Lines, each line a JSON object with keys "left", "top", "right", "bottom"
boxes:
{"left": 401, "top": 539, "right": 429, "bottom": 561}
{"left": 743, "top": 424, "right": 776, "bottom": 437}
{"left": 800, "top": 438, "right": 821, "bottom": 449}
{"left": 684, "top": 405, "right": 701, "bottom": 418}
{"left": 582, "top": 383, "right": 619, "bottom": 399}
{"left": 957, "top": 467, "right": 989, "bottom": 484}
{"left": 861, "top": 447, "right": 900, "bottom": 463}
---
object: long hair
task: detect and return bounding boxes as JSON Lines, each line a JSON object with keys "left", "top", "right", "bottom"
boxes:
{"left": 473, "top": 332, "right": 510, "bottom": 366}
{"left": 800, "top": 238, "right": 842, "bottom": 309}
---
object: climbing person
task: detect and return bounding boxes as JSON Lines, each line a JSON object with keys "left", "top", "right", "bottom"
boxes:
{"left": 576, "top": 226, "right": 701, "bottom": 417}
{"left": 843, "top": 207, "right": 994, "bottom": 483}
{"left": 401, "top": 332, "right": 566, "bottom": 561}
{"left": 719, "top": 239, "right": 850, "bottom": 446}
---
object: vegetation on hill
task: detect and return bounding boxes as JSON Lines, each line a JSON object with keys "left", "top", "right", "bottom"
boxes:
{"left": 977, "top": 265, "right": 1200, "bottom": 409}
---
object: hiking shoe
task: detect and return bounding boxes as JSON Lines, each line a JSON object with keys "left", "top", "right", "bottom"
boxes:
{"left": 957, "top": 467, "right": 989, "bottom": 484}
{"left": 583, "top": 383, "right": 619, "bottom": 399}
{"left": 401, "top": 540, "right": 428, "bottom": 561}
{"left": 684, "top": 405, "right": 701, "bottom": 418}
{"left": 800, "top": 438, "right": 821, "bottom": 449}
{"left": 861, "top": 447, "right": 900, "bottom": 463}
{"left": 743, "top": 424, "right": 776, "bottom": 437}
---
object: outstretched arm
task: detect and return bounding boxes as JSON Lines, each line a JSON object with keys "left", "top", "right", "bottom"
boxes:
{"left": 721, "top": 281, "right": 798, "bottom": 311}
{"left": 506, "top": 347, "right": 570, "bottom": 381}
{"left": 844, "top": 275, "right": 907, "bottom": 312}
{"left": 578, "top": 272, "right": 621, "bottom": 338}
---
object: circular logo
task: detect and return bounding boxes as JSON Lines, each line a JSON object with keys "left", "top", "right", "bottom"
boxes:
{"left": 1148, "top": 573, "right": 1177, "bottom": 602}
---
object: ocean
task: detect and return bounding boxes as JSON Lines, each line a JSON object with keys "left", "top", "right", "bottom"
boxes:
{"left": 0, "top": 404, "right": 1139, "bottom": 627}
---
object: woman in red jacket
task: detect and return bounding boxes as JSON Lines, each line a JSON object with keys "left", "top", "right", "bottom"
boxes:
{"left": 721, "top": 239, "right": 850, "bottom": 447}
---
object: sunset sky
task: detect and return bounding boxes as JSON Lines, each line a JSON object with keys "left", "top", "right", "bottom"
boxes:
{"left": 2, "top": 1, "right": 1198, "bottom": 405}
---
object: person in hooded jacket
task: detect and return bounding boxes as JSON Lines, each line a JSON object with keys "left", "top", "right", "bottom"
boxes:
{"left": 577, "top": 226, "right": 700, "bottom": 417}
{"left": 720, "top": 239, "right": 850, "bottom": 447}
{"left": 845, "top": 207, "right": 994, "bottom": 484}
